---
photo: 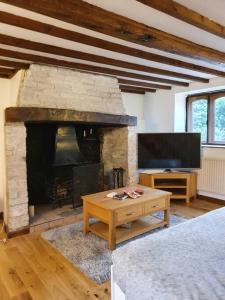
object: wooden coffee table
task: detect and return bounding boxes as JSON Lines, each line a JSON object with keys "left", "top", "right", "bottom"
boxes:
{"left": 82, "top": 185, "right": 171, "bottom": 250}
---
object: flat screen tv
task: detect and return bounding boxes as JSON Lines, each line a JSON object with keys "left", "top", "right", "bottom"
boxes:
{"left": 138, "top": 133, "right": 201, "bottom": 170}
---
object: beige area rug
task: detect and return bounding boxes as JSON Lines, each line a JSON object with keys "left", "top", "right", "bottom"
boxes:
{"left": 42, "top": 213, "right": 186, "bottom": 284}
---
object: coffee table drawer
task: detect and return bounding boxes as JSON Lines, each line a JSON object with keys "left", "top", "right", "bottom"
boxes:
{"left": 144, "top": 198, "right": 166, "bottom": 214}
{"left": 116, "top": 205, "right": 143, "bottom": 224}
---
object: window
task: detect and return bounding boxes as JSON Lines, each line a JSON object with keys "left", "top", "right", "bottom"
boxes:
{"left": 187, "top": 91, "right": 225, "bottom": 145}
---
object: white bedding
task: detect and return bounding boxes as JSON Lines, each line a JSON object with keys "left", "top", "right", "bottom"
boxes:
{"left": 112, "top": 207, "right": 225, "bottom": 300}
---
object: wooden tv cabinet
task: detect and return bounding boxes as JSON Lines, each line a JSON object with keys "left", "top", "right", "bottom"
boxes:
{"left": 139, "top": 172, "right": 197, "bottom": 204}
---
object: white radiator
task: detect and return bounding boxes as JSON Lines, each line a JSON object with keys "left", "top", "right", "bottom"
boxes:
{"left": 198, "top": 158, "right": 225, "bottom": 195}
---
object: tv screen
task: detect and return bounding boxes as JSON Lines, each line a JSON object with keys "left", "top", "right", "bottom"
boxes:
{"left": 138, "top": 133, "right": 201, "bottom": 169}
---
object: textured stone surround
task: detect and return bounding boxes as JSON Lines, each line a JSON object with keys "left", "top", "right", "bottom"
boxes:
{"left": 18, "top": 64, "right": 125, "bottom": 115}
{"left": 5, "top": 64, "right": 137, "bottom": 233}
{"left": 5, "top": 123, "right": 29, "bottom": 232}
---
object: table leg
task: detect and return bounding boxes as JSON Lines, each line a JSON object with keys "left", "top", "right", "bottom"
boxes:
{"left": 83, "top": 203, "right": 90, "bottom": 234}
{"left": 109, "top": 214, "right": 116, "bottom": 251}
{"left": 164, "top": 196, "right": 170, "bottom": 228}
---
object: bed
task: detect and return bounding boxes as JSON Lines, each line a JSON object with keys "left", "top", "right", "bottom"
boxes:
{"left": 111, "top": 207, "right": 225, "bottom": 300}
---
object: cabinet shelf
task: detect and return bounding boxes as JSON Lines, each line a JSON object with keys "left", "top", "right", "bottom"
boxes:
{"left": 139, "top": 172, "right": 197, "bottom": 204}
{"left": 154, "top": 185, "right": 187, "bottom": 189}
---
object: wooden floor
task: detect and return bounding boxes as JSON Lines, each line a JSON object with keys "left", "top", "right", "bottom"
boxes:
{"left": 0, "top": 199, "right": 222, "bottom": 300}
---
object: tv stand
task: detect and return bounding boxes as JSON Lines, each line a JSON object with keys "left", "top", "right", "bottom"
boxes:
{"left": 139, "top": 172, "right": 197, "bottom": 204}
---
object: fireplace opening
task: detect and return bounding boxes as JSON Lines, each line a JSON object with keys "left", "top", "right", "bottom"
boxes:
{"left": 26, "top": 122, "right": 104, "bottom": 224}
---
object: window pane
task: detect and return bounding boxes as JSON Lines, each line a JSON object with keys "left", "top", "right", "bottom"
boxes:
{"left": 191, "top": 99, "right": 208, "bottom": 142}
{"left": 214, "top": 97, "right": 225, "bottom": 143}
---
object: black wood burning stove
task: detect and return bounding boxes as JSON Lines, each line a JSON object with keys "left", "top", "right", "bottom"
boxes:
{"left": 26, "top": 123, "right": 104, "bottom": 208}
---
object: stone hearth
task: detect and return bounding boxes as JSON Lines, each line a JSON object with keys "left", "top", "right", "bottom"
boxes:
{"left": 4, "top": 64, "right": 138, "bottom": 234}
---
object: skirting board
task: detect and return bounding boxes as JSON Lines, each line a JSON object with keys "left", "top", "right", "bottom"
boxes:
{"left": 197, "top": 194, "right": 225, "bottom": 206}
{"left": 6, "top": 225, "right": 30, "bottom": 239}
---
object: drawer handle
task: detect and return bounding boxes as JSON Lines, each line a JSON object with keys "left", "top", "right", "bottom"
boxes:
{"left": 126, "top": 212, "right": 135, "bottom": 216}
{"left": 152, "top": 204, "right": 160, "bottom": 208}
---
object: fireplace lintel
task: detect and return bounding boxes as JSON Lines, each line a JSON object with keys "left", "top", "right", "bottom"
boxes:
{"left": 5, "top": 107, "right": 137, "bottom": 126}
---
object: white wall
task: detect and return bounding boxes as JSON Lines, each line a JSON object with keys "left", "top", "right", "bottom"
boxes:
{"left": 122, "top": 92, "right": 145, "bottom": 132}
{"left": 143, "top": 90, "right": 175, "bottom": 132}
{"left": 0, "top": 78, "right": 11, "bottom": 212}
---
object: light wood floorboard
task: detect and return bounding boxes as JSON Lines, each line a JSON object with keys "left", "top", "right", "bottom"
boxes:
{"left": 0, "top": 199, "right": 222, "bottom": 300}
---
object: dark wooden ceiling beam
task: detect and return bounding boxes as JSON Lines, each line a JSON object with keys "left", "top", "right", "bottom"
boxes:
{"left": 137, "top": 0, "right": 225, "bottom": 39}
{"left": 118, "top": 78, "right": 171, "bottom": 90}
{"left": 3, "top": 0, "right": 225, "bottom": 66}
{"left": 0, "top": 13, "right": 224, "bottom": 78}
{"left": 0, "top": 74, "right": 11, "bottom": 79}
{"left": 120, "top": 89, "right": 145, "bottom": 95}
{"left": 0, "top": 58, "right": 29, "bottom": 69}
{"left": 0, "top": 67, "right": 16, "bottom": 75}
{"left": 0, "top": 48, "right": 189, "bottom": 86}
{"left": 0, "top": 33, "right": 208, "bottom": 83}
{"left": 119, "top": 85, "right": 156, "bottom": 93}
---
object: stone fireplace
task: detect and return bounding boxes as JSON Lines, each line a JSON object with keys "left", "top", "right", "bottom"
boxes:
{"left": 4, "top": 64, "right": 137, "bottom": 234}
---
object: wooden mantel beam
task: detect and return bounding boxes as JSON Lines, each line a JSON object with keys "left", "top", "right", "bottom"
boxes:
{"left": 0, "top": 33, "right": 208, "bottom": 83}
{"left": 2, "top": 0, "right": 225, "bottom": 66}
{"left": 0, "top": 48, "right": 189, "bottom": 86}
{"left": 5, "top": 107, "right": 137, "bottom": 126}
{"left": 0, "top": 12, "right": 224, "bottom": 77}
{"left": 137, "top": 0, "right": 225, "bottom": 39}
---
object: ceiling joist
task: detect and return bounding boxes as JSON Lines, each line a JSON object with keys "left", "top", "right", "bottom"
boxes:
{"left": 0, "top": 58, "right": 29, "bottom": 69}
{"left": 3, "top": 0, "right": 225, "bottom": 66}
{"left": 120, "top": 88, "right": 145, "bottom": 95}
{"left": 0, "top": 66, "right": 15, "bottom": 74}
{"left": 0, "top": 12, "right": 224, "bottom": 77}
{"left": 0, "top": 67, "right": 18, "bottom": 78}
{"left": 0, "top": 33, "right": 208, "bottom": 83}
{"left": 0, "top": 48, "right": 189, "bottom": 86}
{"left": 0, "top": 73, "right": 11, "bottom": 79}
{"left": 137, "top": 0, "right": 225, "bottom": 39}
{"left": 119, "top": 84, "right": 156, "bottom": 93}
{"left": 118, "top": 79, "right": 171, "bottom": 90}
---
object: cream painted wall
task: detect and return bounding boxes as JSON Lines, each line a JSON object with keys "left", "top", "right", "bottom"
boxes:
{"left": 143, "top": 90, "right": 175, "bottom": 132}
{"left": 122, "top": 92, "right": 145, "bottom": 132}
{"left": 0, "top": 71, "right": 22, "bottom": 213}
{"left": 0, "top": 78, "right": 10, "bottom": 212}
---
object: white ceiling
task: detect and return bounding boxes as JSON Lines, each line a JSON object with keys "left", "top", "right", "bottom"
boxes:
{"left": 1, "top": 0, "right": 225, "bottom": 86}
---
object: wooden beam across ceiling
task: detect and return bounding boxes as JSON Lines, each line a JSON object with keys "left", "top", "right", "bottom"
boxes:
{"left": 137, "top": 0, "right": 225, "bottom": 39}
{"left": 0, "top": 58, "right": 29, "bottom": 69}
{"left": 0, "top": 67, "right": 16, "bottom": 75}
{"left": 0, "top": 12, "right": 224, "bottom": 78}
{"left": 0, "top": 48, "right": 189, "bottom": 86}
{"left": 119, "top": 85, "right": 156, "bottom": 93}
{"left": 0, "top": 67, "right": 17, "bottom": 78}
{"left": 0, "top": 33, "right": 208, "bottom": 83}
{"left": 118, "top": 78, "right": 171, "bottom": 90}
{"left": 3, "top": 0, "right": 225, "bottom": 66}
{"left": 0, "top": 74, "right": 11, "bottom": 79}
{"left": 0, "top": 12, "right": 224, "bottom": 77}
{"left": 120, "top": 88, "right": 145, "bottom": 95}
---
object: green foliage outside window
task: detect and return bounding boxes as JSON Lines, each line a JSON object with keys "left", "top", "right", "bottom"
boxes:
{"left": 192, "top": 99, "right": 207, "bottom": 142}
{"left": 215, "top": 97, "right": 225, "bottom": 142}
{"left": 187, "top": 93, "right": 225, "bottom": 144}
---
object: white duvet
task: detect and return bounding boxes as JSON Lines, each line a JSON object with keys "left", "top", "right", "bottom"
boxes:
{"left": 112, "top": 207, "right": 225, "bottom": 300}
